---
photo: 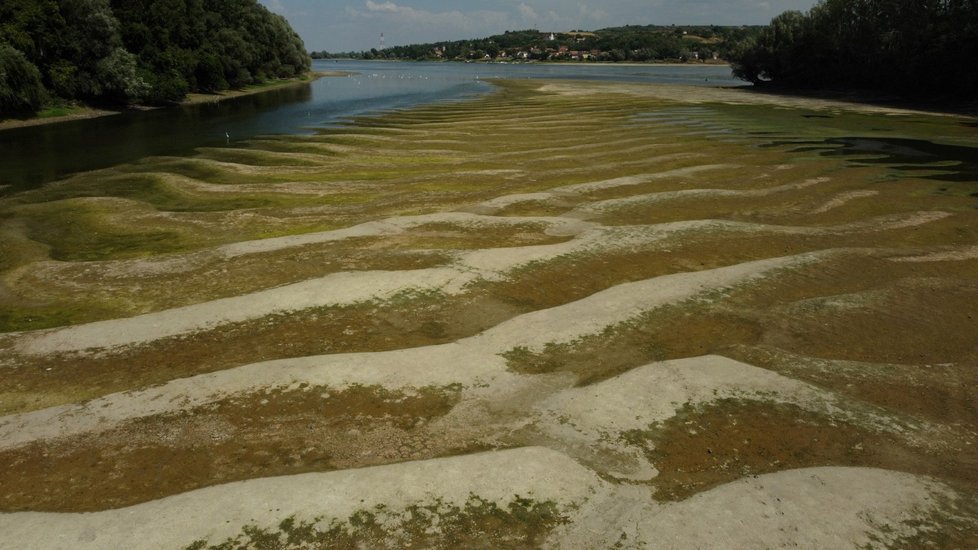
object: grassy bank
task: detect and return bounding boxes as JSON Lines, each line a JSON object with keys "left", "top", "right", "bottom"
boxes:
{"left": 0, "top": 71, "right": 343, "bottom": 132}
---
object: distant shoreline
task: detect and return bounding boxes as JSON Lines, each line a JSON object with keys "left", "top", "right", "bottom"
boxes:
{"left": 321, "top": 57, "right": 730, "bottom": 69}
{"left": 179, "top": 71, "right": 350, "bottom": 106}
{"left": 0, "top": 71, "right": 347, "bottom": 133}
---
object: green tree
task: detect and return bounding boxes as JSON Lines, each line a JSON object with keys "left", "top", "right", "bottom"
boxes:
{"left": 194, "top": 50, "right": 227, "bottom": 92}
{"left": 0, "top": 44, "right": 46, "bottom": 113}
{"left": 0, "top": 0, "right": 65, "bottom": 65}
{"left": 47, "top": 0, "right": 146, "bottom": 101}
{"left": 1, "top": 0, "right": 310, "bottom": 111}
{"left": 96, "top": 47, "right": 148, "bottom": 101}
{"left": 730, "top": 0, "right": 978, "bottom": 97}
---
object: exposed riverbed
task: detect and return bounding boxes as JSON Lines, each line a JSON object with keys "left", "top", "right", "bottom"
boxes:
{"left": 1, "top": 70, "right": 977, "bottom": 548}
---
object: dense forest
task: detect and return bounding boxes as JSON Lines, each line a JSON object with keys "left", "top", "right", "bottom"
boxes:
{"left": 729, "top": 0, "right": 978, "bottom": 98}
{"left": 313, "top": 25, "right": 763, "bottom": 63}
{"left": 0, "top": 0, "right": 310, "bottom": 115}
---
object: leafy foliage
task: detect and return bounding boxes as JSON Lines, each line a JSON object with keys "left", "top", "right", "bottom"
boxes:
{"left": 0, "top": 0, "right": 311, "bottom": 114}
{"left": 729, "top": 0, "right": 978, "bottom": 98}
{"left": 0, "top": 44, "right": 46, "bottom": 113}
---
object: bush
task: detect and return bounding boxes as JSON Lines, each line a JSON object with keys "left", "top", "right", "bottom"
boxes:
{"left": 0, "top": 45, "right": 47, "bottom": 115}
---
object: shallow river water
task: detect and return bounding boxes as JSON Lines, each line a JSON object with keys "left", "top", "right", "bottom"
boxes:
{"left": 0, "top": 60, "right": 739, "bottom": 192}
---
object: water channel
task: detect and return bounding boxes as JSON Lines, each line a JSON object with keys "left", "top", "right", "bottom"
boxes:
{"left": 0, "top": 60, "right": 740, "bottom": 193}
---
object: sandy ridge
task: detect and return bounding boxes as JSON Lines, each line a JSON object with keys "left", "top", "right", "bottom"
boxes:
{"left": 553, "top": 466, "right": 953, "bottom": 549}
{"left": 524, "top": 354, "right": 933, "bottom": 483}
{"left": 21, "top": 211, "right": 594, "bottom": 281}
{"left": 539, "top": 81, "right": 971, "bottom": 118}
{"left": 8, "top": 203, "right": 949, "bottom": 357}
{"left": 891, "top": 244, "right": 978, "bottom": 263}
{"left": 0, "top": 447, "right": 599, "bottom": 550}
{"left": 6, "top": 218, "right": 807, "bottom": 356}
{"left": 217, "top": 212, "right": 592, "bottom": 259}
{"left": 0, "top": 251, "right": 829, "bottom": 450}
{"left": 570, "top": 176, "right": 828, "bottom": 216}
{"left": 812, "top": 189, "right": 880, "bottom": 214}
{"left": 0, "top": 450, "right": 952, "bottom": 550}
{"left": 11, "top": 267, "right": 474, "bottom": 356}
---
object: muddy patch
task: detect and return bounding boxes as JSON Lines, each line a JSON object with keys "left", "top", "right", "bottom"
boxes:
{"left": 0, "top": 384, "right": 466, "bottom": 512}
{"left": 184, "top": 495, "right": 567, "bottom": 550}
{"left": 624, "top": 398, "right": 978, "bottom": 502}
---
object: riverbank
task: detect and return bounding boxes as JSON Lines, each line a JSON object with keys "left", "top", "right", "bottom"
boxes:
{"left": 537, "top": 80, "right": 978, "bottom": 120}
{"left": 179, "top": 70, "right": 351, "bottom": 106}
{"left": 0, "top": 71, "right": 346, "bottom": 133}
{"left": 740, "top": 83, "right": 978, "bottom": 118}
{"left": 0, "top": 105, "right": 122, "bottom": 132}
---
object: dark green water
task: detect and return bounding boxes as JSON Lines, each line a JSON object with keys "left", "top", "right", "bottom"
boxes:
{"left": 811, "top": 137, "right": 978, "bottom": 183}
{"left": 0, "top": 85, "right": 314, "bottom": 192}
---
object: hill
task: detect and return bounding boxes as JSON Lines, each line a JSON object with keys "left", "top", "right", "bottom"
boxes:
{"left": 312, "top": 25, "right": 763, "bottom": 63}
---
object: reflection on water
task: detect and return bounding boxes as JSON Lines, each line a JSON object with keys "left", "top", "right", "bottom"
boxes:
{"left": 0, "top": 60, "right": 738, "bottom": 192}
{"left": 0, "top": 86, "right": 313, "bottom": 191}
{"left": 824, "top": 137, "right": 978, "bottom": 183}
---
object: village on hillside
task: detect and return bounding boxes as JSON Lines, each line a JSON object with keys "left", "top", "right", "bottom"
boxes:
{"left": 312, "top": 25, "right": 762, "bottom": 63}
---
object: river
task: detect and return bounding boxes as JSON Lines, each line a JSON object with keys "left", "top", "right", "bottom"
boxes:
{"left": 0, "top": 60, "right": 739, "bottom": 193}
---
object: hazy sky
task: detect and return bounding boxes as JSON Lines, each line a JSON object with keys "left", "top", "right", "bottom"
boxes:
{"left": 259, "top": 0, "right": 819, "bottom": 52}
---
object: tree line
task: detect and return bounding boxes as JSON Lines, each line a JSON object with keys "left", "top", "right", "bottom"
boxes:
{"left": 313, "top": 25, "right": 763, "bottom": 63}
{"left": 0, "top": 0, "right": 311, "bottom": 116}
{"left": 729, "top": 0, "right": 978, "bottom": 98}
